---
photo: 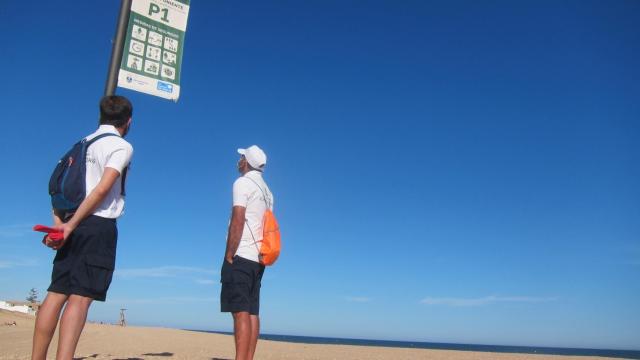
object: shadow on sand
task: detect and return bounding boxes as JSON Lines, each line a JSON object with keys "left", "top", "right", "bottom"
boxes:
{"left": 142, "top": 353, "right": 173, "bottom": 357}
{"left": 74, "top": 352, "right": 174, "bottom": 360}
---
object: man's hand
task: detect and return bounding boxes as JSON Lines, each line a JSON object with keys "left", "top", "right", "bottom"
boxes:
{"left": 44, "top": 235, "right": 64, "bottom": 250}
{"left": 48, "top": 222, "right": 77, "bottom": 250}
{"left": 59, "top": 222, "right": 76, "bottom": 241}
{"left": 43, "top": 211, "right": 65, "bottom": 250}
{"left": 44, "top": 216, "right": 75, "bottom": 251}
{"left": 45, "top": 167, "right": 121, "bottom": 251}
{"left": 224, "top": 206, "right": 246, "bottom": 263}
{"left": 43, "top": 225, "right": 68, "bottom": 250}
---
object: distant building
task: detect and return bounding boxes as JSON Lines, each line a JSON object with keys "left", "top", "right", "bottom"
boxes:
{"left": 0, "top": 300, "right": 41, "bottom": 315}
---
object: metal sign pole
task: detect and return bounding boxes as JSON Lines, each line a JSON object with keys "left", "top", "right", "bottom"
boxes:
{"left": 104, "top": 0, "right": 133, "bottom": 96}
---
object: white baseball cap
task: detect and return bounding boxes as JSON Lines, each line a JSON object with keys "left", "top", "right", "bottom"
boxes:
{"left": 238, "top": 145, "right": 267, "bottom": 169}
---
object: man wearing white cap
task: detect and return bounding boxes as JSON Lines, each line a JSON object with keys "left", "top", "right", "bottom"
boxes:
{"left": 221, "top": 145, "right": 274, "bottom": 360}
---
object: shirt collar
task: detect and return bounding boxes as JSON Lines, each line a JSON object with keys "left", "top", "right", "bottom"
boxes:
{"left": 244, "top": 170, "right": 263, "bottom": 179}
{"left": 97, "top": 124, "right": 120, "bottom": 135}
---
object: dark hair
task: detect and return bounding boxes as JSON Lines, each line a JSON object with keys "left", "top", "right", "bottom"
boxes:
{"left": 99, "top": 96, "right": 133, "bottom": 127}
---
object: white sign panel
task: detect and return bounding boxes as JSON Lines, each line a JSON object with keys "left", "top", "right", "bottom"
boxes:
{"left": 118, "top": 0, "right": 190, "bottom": 101}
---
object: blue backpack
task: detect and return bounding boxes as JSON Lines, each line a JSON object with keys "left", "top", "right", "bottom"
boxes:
{"left": 49, "top": 133, "right": 126, "bottom": 212}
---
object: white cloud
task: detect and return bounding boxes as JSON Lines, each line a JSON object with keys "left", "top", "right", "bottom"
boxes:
{"left": 346, "top": 296, "right": 372, "bottom": 303}
{"left": 195, "top": 279, "right": 216, "bottom": 285}
{"left": 115, "top": 266, "right": 216, "bottom": 278}
{"left": 0, "top": 261, "right": 15, "bottom": 269}
{"left": 0, "top": 224, "right": 33, "bottom": 239}
{"left": 0, "top": 259, "right": 38, "bottom": 269}
{"left": 420, "top": 295, "right": 558, "bottom": 307}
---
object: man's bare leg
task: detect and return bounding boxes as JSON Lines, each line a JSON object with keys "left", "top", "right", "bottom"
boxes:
{"left": 232, "top": 312, "right": 251, "bottom": 360}
{"left": 32, "top": 292, "right": 69, "bottom": 360}
{"left": 248, "top": 314, "right": 260, "bottom": 360}
{"left": 55, "top": 294, "right": 93, "bottom": 360}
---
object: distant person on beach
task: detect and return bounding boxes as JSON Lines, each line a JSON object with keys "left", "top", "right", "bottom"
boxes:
{"left": 32, "top": 96, "right": 133, "bottom": 360}
{"left": 221, "top": 145, "right": 274, "bottom": 360}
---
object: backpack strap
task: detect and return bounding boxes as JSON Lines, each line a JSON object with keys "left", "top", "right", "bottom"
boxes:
{"left": 84, "top": 133, "right": 128, "bottom": 196}
{"left": 243, "top": 176, "right": 271, "bottom": 209}
{"left": 84, "top": 132, "right": 118, "bottom": 146}
{"left": 242, "top": 176, "right": 271, "bottom": 257}
{"left": 246, "top": 217, "right": 261, "bottom": 255}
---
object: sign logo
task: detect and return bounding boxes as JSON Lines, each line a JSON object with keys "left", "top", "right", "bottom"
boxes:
{"left": 157, "top": 81, "right": 173, "bottom": 93}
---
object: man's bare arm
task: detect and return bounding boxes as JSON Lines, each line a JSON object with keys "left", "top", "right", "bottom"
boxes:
{"left": 224, "top": 206, "right": 246, "bottom": 263}
{"left": 52, "top": 168, "right": 121, "bottom": 250}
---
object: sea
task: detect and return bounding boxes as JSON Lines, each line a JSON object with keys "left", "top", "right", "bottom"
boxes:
{"left": 190, "top": 330, "right": 640, "bottom": 359}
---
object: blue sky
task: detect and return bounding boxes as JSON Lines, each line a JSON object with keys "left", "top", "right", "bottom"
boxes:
{"left": 1, "top": 0, "right": 639, "bottom": 350}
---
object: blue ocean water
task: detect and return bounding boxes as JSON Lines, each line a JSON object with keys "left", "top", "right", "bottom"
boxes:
{"left": 190, "top": 330, "right": 640, "bottom": 359}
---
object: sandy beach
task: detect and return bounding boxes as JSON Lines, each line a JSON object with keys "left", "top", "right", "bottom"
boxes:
{"left": 0, "top": 310, "right": 627, "bottom": 360}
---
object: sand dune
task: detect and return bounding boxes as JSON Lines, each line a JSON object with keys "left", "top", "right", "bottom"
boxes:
{"left": 0, "top": 310, "right": 625, "bottom": 360}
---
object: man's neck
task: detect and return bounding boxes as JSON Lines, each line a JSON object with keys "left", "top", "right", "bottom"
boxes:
{"left": 98, "top": 124, "right": 123, "bottom": 136}
{"left": 242, "top": 169, "right": 261, "bottom": 176}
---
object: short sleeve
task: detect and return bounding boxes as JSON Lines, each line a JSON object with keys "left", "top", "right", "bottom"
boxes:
{"left": 232, "top": 178, "right": 250, "bottom": 207}
{"left": 268, "top": 190, "right": 274, "bottom": 210}
{"left": 105, "top": 143, "right": 133, "bottom": 174}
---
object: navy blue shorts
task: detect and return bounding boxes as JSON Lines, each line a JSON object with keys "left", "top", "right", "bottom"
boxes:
{"left": 48, "top": 216, "right": 117, "bottom": 302}
{"left": 220, "top": 256, "right": 265, "bottom": 315}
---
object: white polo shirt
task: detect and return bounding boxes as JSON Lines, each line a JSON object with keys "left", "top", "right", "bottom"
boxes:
{"left": 84, "top": 125, "right": 133, "bottom": 219}
{"left": 232, "top": 170, "right": 274, "bottom": 262}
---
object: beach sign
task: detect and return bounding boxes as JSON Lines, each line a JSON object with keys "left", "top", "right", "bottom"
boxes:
{"left": 117, "top": 0, "right": 190, "bottom": 101}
